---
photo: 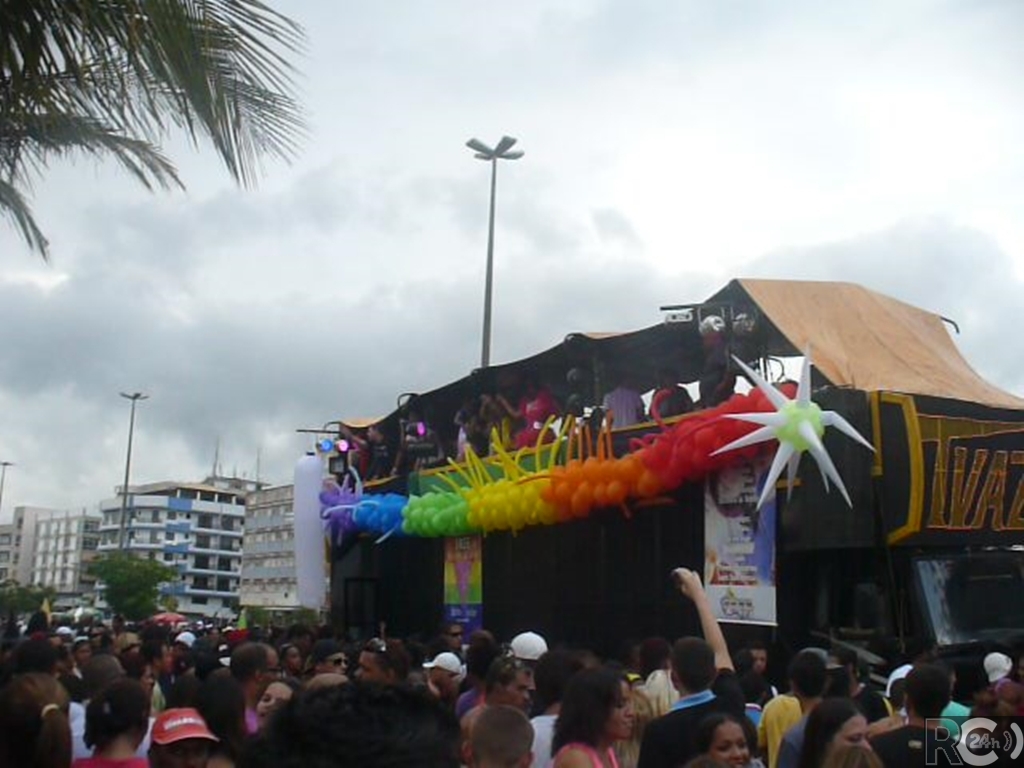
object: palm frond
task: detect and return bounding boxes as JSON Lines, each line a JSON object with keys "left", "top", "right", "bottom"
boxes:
{"left": 0, "top": 0, "right": 307, "bottom": 186}
{"left": 0, "top": 176, "right": 49, "bottom": 260}
{"left": 7, "top": 110, "right": 183, "bottom": 192}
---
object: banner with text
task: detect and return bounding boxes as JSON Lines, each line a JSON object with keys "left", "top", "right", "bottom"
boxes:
{"left": 704, "top": 457, "right": 777, "bottom": 625}
{"left": 444, "top": 535, "right": 483, "bottom": 633}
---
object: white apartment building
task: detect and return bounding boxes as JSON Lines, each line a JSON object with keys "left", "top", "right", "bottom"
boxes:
{"left": 97, "top": 477, "right": 257, "bottom": 618}
{"left": 0, "top": 522, "right": 16, "bottom": 583}
{"left": 30, "top": 508, "right": 102, "bottom": 605}
{"left": 11, "top": 506, "right": 51, "bottom": 584}
{"left": 240, "top": 484, "right": 300, "bottom": 610}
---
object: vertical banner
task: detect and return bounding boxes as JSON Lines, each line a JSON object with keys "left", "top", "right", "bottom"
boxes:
{"left": 704, "top": 458, "right": 777, "bottom": 625}
{"left": 444, "top": 535, "right": 483, "bottom": 633}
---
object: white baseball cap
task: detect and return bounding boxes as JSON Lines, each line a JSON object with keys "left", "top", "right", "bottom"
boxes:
{"left": 984, "top": 652, "right": 1013, "bottom": 684}
{"left": 424, "top": 652, "right": 465, "bottom": 682}
{"left": 886, "top": 663, "right": 913, "bottom": 698}
{"left": 510, "top": 631, "right": 548, "bottom": 661}
{"left": 174, "top": 631, "right": 196, "bottom": 649}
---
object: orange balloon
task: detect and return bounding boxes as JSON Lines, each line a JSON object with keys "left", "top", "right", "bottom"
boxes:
{"left": 606, "top": 479, "right": 628, "bottom": 505}
{"left": 593, "top": 483, "right": 609, "bottom": 508}
{"left": 554, "top": 481, "right": 573, "bottom": 507}
{"left": 636, "top": 470, "right": 662, "bottom": 498}
{"left": 571, "top": 483, "right": 594, "bottom": 518}
{"left": 556, "top": 504, "right": 574, "bottom": 523}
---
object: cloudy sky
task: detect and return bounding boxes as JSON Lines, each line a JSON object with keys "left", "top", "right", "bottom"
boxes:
{"left": 2, "top": 0, "right": 1022, "bottom": 515}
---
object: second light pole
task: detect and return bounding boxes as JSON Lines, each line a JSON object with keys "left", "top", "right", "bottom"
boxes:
{"left": 466, "top": 135, "right": 523, "bottom": 368}
{"left": 0, "top": 461, "right": 13, "bottom": 518}
{"left": 118, "top": 391, "right": 148, "bottom": 548}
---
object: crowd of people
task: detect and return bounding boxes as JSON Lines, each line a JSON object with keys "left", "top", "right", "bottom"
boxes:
{"left": 3, "top": 570, "right": 1023, "bottom": 767}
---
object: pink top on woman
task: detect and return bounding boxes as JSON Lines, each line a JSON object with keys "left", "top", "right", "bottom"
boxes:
{"left": 554, "top": 742, "right": 620, "bottom": 768}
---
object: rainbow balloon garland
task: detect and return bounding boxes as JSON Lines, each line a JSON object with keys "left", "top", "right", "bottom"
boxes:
{"left": 319, "top": 383, "right": 801, "bottom": 542}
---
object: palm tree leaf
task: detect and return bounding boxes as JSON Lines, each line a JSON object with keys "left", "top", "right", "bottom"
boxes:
{"left": 5, "top": 110, "right": 183, "bottom": 192}
{"left": 0, "top": 176, "right": 49, "bottom": 260}
{"left": 0, "top": 1, "right": 306, "bottom": 186}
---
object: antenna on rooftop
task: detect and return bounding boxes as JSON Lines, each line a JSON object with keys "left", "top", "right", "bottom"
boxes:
{"left": 212, "top": 437, "right": 221, "bottom": 478}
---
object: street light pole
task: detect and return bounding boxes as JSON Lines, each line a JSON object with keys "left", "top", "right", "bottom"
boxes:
{"left": 466, "top": 136, "right": 523, "bottom": 368}
{"left": 482, "top": 156, "right": 498, "bottom": 370}
{"left": 0, "top": 461, "right": 12, "bottom": 518}
{"left": 118, "top": 392, "right": 148, "bottom": 548}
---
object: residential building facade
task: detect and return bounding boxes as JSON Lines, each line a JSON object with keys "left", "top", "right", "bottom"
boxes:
{"left": 12, "top": 506, "right": 50, "bottom": 585}
{"left": 0, "top": 522, "right": 15, "bottom": 583}
{"left": 30, "top": 508, "right": 102, "bottom": 605}
{"left": 97, "top": 477, "right": 257, "bottom": 618}
{"left": 240, "top": 484, "right": 299, "bottom": 610}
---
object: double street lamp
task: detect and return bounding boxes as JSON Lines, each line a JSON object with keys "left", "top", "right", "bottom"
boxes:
{"left": 466, "top": 136, "right": 524, "bottom": 369}
{"left": 118, "top": 392, "right": 148, "bottom": 548}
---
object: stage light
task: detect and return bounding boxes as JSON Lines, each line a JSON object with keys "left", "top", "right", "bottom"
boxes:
{"left": 317, "top": 438, "right": 335, "bottom": 453}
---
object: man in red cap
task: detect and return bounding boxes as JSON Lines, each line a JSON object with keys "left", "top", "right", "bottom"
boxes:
{"left": 148, "top": 707, "right": 219, "bottom": 768}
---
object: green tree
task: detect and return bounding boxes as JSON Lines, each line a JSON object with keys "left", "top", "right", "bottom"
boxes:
{"left": 159, "top": 594, "right": 180, "bottom": 613}
{"left": 1, "top": 1, "right": 305, "bottom": 259}
{"left": 292, "top": 607, "right": 320, "bottom": 627}
{"left": 244, "top": 606, "right": 269, "bottom": 628}
{"left": 91, "top": 553, "right": 176, "bottom": 620}
{"left": 0, "top": 580, "right": 56, "bottom": 616}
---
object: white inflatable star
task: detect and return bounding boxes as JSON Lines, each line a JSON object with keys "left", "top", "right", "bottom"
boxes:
{"left": 711, "top": 352, "right": 874, "bottom": 509}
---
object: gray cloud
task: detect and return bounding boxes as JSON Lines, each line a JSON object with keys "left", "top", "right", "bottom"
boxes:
{"left": 745, "top": 217, "right": 1024, "bottom": 393}
{"left": 1, "top": 0, "right": 1023, "bottom": 515}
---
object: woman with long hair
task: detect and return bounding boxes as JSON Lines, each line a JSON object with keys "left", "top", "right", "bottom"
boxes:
{"left": 256, "top": 676, "right": 301, "bottom": 731}
{"left": 279, "top": 643, "right": 304, "bottom": 680}
{"left": 613, "top": 687, "right": 655, "bottom": 768}
{"left": 797, "top": 698, "right": 871, "bottom": 768}
{"left": 0, "top": 671, "right": 72, "bottom": 768}
{"left": 75, "top": 678, "right": 151, "bottom": 767}
{"left": 196, "top": 671, "right": 249, "bottom": 768}
{"left": 553, "top": 666, "right": 635, "bottom": 768}
{"left": 694, "top": 713, "right": 761, "bottom": 768}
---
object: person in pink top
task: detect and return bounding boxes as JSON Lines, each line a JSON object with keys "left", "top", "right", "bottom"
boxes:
{"left": 73, "top": 678, "right": 151, "bottom": 768}
{"left": 515, "top": 376, "right": 559, "bottom": 449}
{"left": 553, "top": 667, "right": 635, "bottom": 768}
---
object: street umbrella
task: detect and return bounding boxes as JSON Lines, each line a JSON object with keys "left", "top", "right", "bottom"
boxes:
{"left": 151, "top": 612, "right": 186, "bottom": 625}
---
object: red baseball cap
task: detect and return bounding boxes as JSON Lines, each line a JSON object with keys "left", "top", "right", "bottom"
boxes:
{"left": 151, "top": 708, "right": 219, "bottom": 745}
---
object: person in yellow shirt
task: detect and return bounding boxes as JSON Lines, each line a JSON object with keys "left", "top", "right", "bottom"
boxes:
{"left": 758, "top": 693, "right": 801, "bottom": 768}
{"left": 757, "top": 649, "right": 828, "bottom": 768}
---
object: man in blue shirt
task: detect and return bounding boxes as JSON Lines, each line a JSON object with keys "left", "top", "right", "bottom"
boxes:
{"left": 637, "top": 569, "right": 745, "bottom": 768}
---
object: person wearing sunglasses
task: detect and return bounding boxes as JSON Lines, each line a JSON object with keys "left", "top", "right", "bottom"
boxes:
{"left": 357, "top": 638, "right": 412, "bottom": 686}
{"left": 442, "top": 623, "right": 466, "bottom": 655}
{"left": 310, "top": 639, "right": 348, "bottom": 677}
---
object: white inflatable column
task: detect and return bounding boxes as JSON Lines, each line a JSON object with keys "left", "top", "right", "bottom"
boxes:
{"left": 293, "top": 452, "right": 327, "bottom": 610}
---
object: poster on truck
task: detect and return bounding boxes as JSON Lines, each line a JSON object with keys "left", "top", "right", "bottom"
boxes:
{"left": 443, "top": 535, "right": 483, "bottom": 633}
{"left": 704, "top": 458, "right": 777, "bottom": 625}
